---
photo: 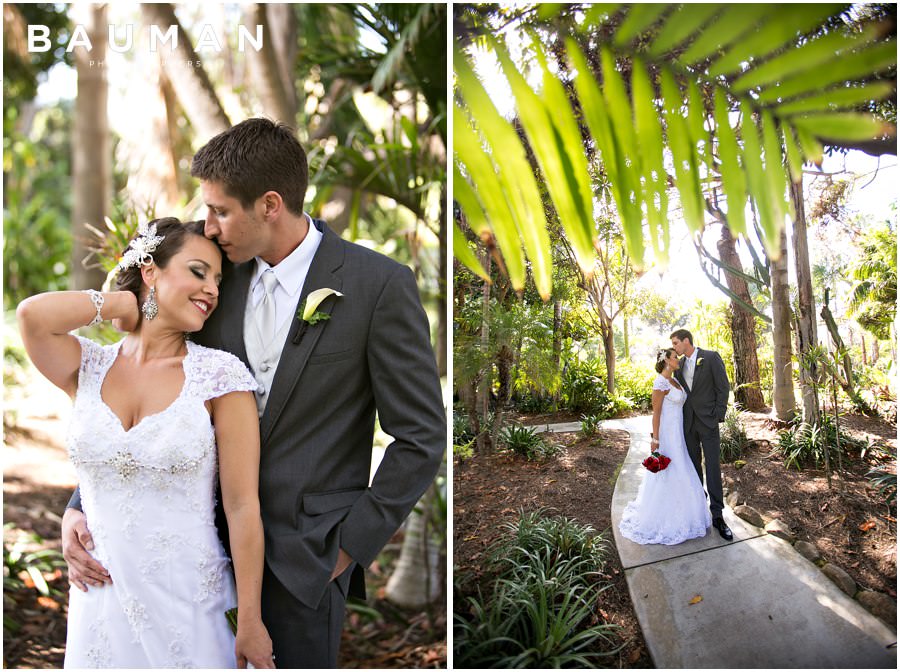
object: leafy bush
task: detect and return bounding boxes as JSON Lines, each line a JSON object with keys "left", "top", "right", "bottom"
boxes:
{"left": 500, "top": 423, "right": 556, "bottom": 461}
{"left": 454, "top": 509, "right": 622, "bottom": 668}
{"left": 4, "top": 526, "right": 67, "bottom": 633}
{"left": 720, "top": 406, "right": 750, "bottom": 463}
{"left": 452, "top": 410, "right": 475, "bottom": 445}
{"left": 454, "top": 438, "right": 475, "bottom": 462}
{"left": 777, "top": 413, "right": 864, "bottom": 471}
{"left": 866, "top": 467, "right": 897, "bottom": 507}
{"left": 614, "top": 361, "right": 654, "bottom": 412}
{"left": 580, "top": 413, "right": 601, "bottom": 437}
{"left": 561, "top": 359, "right": 612, "bottom": 415}
{"left": 513, "top": 391, "right": 556, "bottom": 414}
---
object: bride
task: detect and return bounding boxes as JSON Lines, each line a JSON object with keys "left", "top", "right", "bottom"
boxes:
{"left": 619, "top": 348, "right": 711, "bottom": 545}
{"left": 16, "top": 218, "right": 274, "bottom": 668}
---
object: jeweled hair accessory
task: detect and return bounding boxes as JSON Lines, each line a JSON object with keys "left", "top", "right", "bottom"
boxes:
{"left": 117, "top": 222, "right": 165, "bottom": 271}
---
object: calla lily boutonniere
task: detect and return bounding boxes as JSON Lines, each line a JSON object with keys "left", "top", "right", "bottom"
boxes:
{"left": 298, "top": 287, "right": 343, "bottom": 326}
{"left": 697, "top": 357, "right": 704, "bottom": 367}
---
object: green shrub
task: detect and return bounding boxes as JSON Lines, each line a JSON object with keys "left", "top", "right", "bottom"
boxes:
{"left": 454, "top": 509, "right": 622, "bottom": 668}
{"left": 452, "top": 411, "right": 475, "bottom": 445}
{"left": 580, "top": 413, "right": 601, "bottom": 437}
{"left": 866, "top": 467, "right": 897, "bottom": 507}
{"left": 514, "top": 392, "right": 556, "bottom": 414}
{"left": 500, "top": 423, "right": 555, "bottom": 461}
{"left": 561, "top": 359, "right": 612, "bottom": 415}
{"left": 454, "top": 438, "right": 475, "bottom": 462}
{"left": 614, "top": 362, "right": 654, "bottom": 412}
{"left": 777, "top": 413, "right": 864, "bottom": 471}
{"left": 720, "top": 405, "right": 750, "bottom": 463}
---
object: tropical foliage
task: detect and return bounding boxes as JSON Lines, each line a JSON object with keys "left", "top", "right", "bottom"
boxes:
{"left": 454, "top": 4, "right": 897, "bottom": 296}
{"left": 454, "top": 509, "right": 622, "bottom": 668}
{"left": 848, "top": 220, "right": 897, "bottom": 341}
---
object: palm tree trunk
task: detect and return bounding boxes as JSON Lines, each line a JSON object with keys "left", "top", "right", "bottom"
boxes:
{"left": 601, "top": 321, "right": 615, "bottom": 395}
{"left": 717, "top": 224, "right": 766, "bottom": 411}
{"left": 770, "top": 226, "right": 796, "bottom": 420}
{"left": 790, "top": 177, "right": 819, "bottom": 423}
{"left": 141, "top": 3, "right": 230, "bottom": 139}
{"left": 437, "top": 198, "right": 447, "bottom": 377}
{"left": 71, "top": 1, "right": 111, "bottom": 291}
{"left": 245, "top": 4, "right": 297, "bottom": 124}
{"left": 385, "top": 482, "right": 442, "bottom": 608}
{"left": 478, "top": 246, "right": 491, "bottom": 454}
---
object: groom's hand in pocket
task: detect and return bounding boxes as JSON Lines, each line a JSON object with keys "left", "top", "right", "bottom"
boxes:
{"left": 62, "top": 508, "right": 112, "bottom": 591}
{"left": 330, "top": 547, "right": 353, "bottom": 581}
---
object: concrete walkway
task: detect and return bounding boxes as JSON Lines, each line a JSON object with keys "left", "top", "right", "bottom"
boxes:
{"left": 536, "top": 416, "right": 897, "bottom": 668}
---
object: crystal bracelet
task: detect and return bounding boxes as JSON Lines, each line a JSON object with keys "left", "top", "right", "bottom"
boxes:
{"left": 83, "top": 289, "right": 104, "bottom": 327}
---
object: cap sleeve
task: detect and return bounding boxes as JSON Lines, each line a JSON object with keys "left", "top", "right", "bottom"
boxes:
{"left": 188, "top": 344, "right": 259, "bottom": 401}
{"left": 74, "top": 335, "right": 106, "bottom": 391}
{"left": 652, "top": 375, "right": 671, "bottom": 392}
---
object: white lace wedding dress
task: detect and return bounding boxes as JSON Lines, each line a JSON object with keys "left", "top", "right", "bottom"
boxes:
{"left": 64, "top": 337, "right": 259, "bottom": 668}
{"left": 619, "top": 374, "right": 711, "bottom": 545}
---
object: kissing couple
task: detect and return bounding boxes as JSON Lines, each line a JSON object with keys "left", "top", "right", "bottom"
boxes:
{"left": 619, "top": 329, "right": 734, "bottom": 546}
{"left": 17, "top": 118, "right": 446, "bottom": 668}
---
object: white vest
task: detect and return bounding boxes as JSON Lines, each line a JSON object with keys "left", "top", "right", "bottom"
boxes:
{"left": 244, "top": 299, "right": 293, "bottom": 416}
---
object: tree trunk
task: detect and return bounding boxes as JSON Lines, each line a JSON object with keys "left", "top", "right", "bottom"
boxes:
{"left": 71, "top": 1, "right": 111, "bottom": 291}
{"left": 861, "top": 332, "right": 868, "bottom": 367}
{"left": 245, "top": 4, "right": 297, "bottom": 124}
{"left": 436, "top": 197, "right": 447, "bottom": 377}
{"left": 716, "top": 224, "right": 766, "bottom": 411}
{"left": 770, "top": 226, "right": 796, "bottom": 420}
{"left": 821, "top": 290, "right": 869, "bottom": 411}
{"left": 790, "top": 177, "right": 819, "bottom": 423}
{"left": 141, "top": 4, "right": 230, "bottom": 140}
{"left": 552, "top": 299, "right": 562, "bottom": 408}
{"left": 266, "top": 3, "right": 298, "bottom": 117}
{"left": 385, "top": 481, "right": 442, "bottom": 608}
{"left": 601, "top": 321, "right": 615, "bottom": 395}
{"left": 477, "top": 246, "right": 492, "bottom": 454}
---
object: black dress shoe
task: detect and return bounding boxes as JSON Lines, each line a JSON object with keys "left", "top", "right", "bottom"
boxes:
{"left": 712, "top": 518, "right": 733, "bottom": 541}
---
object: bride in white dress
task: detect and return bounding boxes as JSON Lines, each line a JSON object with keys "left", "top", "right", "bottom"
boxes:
{"left": 16, "top": 218, "right": 275, "bottom": 668}
{"left": 619, "top": 348, "right": 711, "bottom": 545}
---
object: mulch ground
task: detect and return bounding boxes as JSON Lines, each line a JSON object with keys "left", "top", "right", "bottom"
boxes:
{"left": 2, "top": 425, "right": 446, "bottom": 670}
{"left": 453, "top": 408, "right": 896, "bottom": 668}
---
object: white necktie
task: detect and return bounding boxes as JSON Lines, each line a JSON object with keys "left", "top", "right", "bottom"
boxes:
{"left": 258, "top": 269, "right": 278, "bottom": 345}
{"left": 686, "top": 356, "right": 695, "bottom": 389}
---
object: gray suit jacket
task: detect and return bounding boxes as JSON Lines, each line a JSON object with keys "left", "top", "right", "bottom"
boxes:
{"left": 195, "top": 219, "right": 445, "bottom": 610}
{"left": 675, "top": 348, "right": 730, "bottom": 432}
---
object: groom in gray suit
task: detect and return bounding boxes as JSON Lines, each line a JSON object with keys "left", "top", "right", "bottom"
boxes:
{"left": 62, "top": 118, "right": 445, "bottom": 667}
{"left": 670, "top": 329, "right": 733, "bottom": 541}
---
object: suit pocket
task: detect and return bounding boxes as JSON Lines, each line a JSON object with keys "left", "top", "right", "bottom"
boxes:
{"left": 301, "top": 487, "right": 367, "bottom": 516}
{"left": 307, "top": 348, "right": 354, "bottom": 365}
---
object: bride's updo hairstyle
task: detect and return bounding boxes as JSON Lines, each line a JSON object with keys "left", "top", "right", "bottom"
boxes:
{"left": 114, "top": 218, "right": 211, "bottom": 303}
{"left": 655, "top": 348, "right": 676, "bottom": 374}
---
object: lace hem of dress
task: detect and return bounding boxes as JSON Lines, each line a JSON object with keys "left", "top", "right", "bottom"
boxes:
{"left": 618, "top": 504, "right": 711, "bottom": 546}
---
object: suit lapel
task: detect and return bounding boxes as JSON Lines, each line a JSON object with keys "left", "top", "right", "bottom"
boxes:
{"left": 260, "top": 220, "right": 345, "bottom": 444}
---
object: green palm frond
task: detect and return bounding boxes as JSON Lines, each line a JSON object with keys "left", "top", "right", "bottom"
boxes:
{"left": 454, "top": 4, "right": 896, "bottom": 294}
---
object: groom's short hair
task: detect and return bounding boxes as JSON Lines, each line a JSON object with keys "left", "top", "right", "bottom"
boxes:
{"left": 670, "top": 328, "right": 693, "bottom": 345}
{"left": 191, "top": 117, "right": 308, "bottom": 217}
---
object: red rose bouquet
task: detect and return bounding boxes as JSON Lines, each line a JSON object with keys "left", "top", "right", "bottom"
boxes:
{"left": 642, "top": 451, "right": 672, "bottom": 473}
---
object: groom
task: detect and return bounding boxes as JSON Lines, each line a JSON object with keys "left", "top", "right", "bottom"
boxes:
{"left": 62, "top": 118, "right": 446, "bottom": 667}
{"left": 670, "top": 329, "right": 733, "bottom": 541}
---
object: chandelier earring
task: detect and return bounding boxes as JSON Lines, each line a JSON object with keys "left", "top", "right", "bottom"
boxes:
{"left": 141, "top": 286, "right": 159, "bottom": 321}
